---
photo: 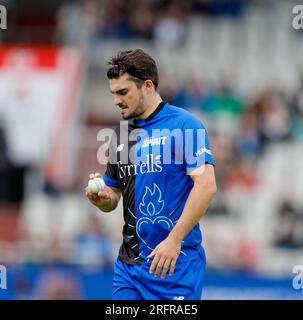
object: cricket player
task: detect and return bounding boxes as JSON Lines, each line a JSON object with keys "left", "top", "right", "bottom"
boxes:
{"left": 85, "top": 49, "right": 217, "bottom": 300}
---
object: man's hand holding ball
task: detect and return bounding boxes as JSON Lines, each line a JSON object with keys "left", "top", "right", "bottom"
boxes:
{"left": 85, "top": 173, "right": 111, "bottom": 209}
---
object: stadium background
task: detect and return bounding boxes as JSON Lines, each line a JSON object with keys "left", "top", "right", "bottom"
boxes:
{"left": 0, "top": 0, "right": 303, "bottom": 299}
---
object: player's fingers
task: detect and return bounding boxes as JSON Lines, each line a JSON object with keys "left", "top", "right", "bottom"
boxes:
{"left": 169, "top": 259, "right": 177, "bottom": 276}
{"left": 149, "top": 252, "right": 160, "bottom": 274}
{"left": 154, "top": 256, "right": 166, "bottom": 278}
{"left": 160, "top": 260, "right": 171, "bottom": 279}
{"left": 147, "top": 249, "right": 156, "bottom": 259}
{"left": 85, "top": 188, "right": 92, "bottom": 197}
{"left": 89, "top": 173, "right": 94, "bottom": 179}
{"left": 94, "top": 172, "right": 101, "bottom": 177}
{"left": 98, "top": 191, "right": 110, "bottom": 200}
{"left": 87, "top": 191, "right": 97, "bottom": 199}
{"left": 85, "top": 187, "right": 92, "bottom": 194}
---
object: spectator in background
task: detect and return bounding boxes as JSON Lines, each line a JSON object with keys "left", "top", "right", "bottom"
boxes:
{"left": 235, "top": 109, "right": 261, "bottom": 158}
{"left": 223, "top": 156, "right": 258, "bottom": 190}
{"left": 154, "top": 2, "right": 186, "bottom": 48}
{"left": 251, "top": 89, "right": 292, "bottom": 146}
{"left": 128, "top": 1, "right": 154, "bottom": 39}
{"left": 158, "top": 71, "right": 179, "bottom": 104}
{"left": 74, "top": 214, "right": 111, "bottom": 271}
{"left": 55, "top": 0, "right": 100, "bottom": 45}
{"left": 98, "top": 0, "right": 132, "bottom": 39}
{"left": 173, "top": 75, "right": 210, "bottom": 113}
{"left": 203, "top": 70, "right": 244, "bottom": 116}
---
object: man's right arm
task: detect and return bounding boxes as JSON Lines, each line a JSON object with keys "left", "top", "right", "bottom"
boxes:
{"left": 85, "top": 173, "right": 121, "bottom": 213}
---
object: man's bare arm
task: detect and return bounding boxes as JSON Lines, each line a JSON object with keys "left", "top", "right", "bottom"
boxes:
{"left": 169, "top": 164, "right": 217, "bottom": 242}
{"left": 148, "top": 164, "right": 217, "bottom": 278}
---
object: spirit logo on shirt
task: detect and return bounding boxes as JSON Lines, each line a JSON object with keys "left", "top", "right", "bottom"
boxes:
{"left": 0, "top": 5, "right": 7, "bottom": 30}
{"left": 142, "top": 136, "right": 168, "bottom": 148}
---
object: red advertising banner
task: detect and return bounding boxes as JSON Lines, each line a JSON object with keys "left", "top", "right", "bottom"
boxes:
{"left": 0, "top": 45, "right": 85, "bottom": 189}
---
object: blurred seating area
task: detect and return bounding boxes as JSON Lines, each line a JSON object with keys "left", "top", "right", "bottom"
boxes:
{"left": 0, "top": 1, "right": 303, "bottom": 297}
{"left": 55, "top": 0, "right": 247, "bottom": 46}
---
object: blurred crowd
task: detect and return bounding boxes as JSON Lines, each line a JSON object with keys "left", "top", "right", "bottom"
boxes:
{"left": 55, "top": 0, "right": 247, "bottom": 47}
{"left": 161, "top": 70, "right": 303, "bottom": 185}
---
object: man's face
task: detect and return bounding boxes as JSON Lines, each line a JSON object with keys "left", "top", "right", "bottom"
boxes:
{"left": 109, "top": 73, "right": 146, "bottom": 120}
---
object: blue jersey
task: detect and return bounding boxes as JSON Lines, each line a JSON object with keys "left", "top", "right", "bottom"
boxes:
{"left": 104, "top": 102, "right": 214, "bottom": 266}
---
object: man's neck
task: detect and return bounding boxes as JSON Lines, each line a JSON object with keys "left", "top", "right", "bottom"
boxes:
{"left": 137, "top": 95, "right": 163, "bottom": 120}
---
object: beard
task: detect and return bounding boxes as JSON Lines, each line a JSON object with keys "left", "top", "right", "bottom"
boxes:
{"left": 122, "top": 93, "right": 145, "bottom": 120}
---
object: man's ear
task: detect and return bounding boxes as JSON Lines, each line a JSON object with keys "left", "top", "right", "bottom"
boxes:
{"left": 144, "top": 80, "right": 154, "bottom": 90}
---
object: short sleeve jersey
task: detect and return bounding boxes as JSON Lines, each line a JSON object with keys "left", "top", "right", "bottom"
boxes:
{"left": 104, "top": 102, "right": 215, "bottom": 266}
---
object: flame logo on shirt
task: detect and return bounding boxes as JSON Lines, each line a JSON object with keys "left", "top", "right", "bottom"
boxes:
{"left": 134, "top": 183, "right": 186, "bottom": 259}
{"left": 139, "top": 183, "right": 164, "bottom": 216}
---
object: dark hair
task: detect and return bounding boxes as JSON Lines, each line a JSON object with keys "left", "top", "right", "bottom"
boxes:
{"left": 107, "top": 49, "right": 159, "bottom": 89}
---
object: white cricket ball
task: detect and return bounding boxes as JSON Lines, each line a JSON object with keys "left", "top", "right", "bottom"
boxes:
{"left": 87, "top": 177, "right": 105, "bottom": 194}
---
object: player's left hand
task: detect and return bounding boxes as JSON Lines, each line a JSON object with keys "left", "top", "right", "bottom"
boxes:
{"left": 147, "top": 236, "right": 181, "bottom": 279}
